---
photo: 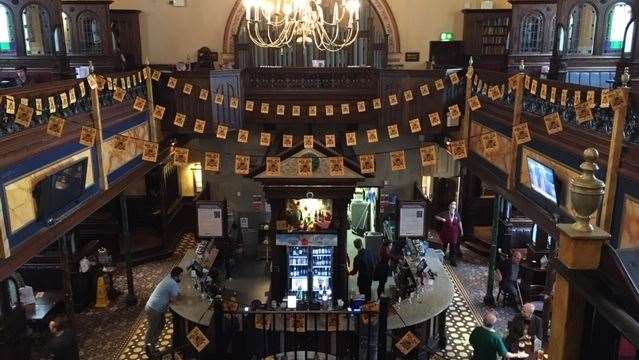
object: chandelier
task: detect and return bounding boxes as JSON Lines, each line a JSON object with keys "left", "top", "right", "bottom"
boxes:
{"left": 242, "top": 0, "right": 361, "bottom": 52}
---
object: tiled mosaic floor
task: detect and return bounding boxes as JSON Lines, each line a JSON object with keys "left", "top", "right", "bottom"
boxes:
{"left": 116, "top": 312, "right": 176, "bottom": 360}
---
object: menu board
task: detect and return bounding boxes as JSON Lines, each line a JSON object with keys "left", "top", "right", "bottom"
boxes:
{"left": 399, "top": 203, "right": 425, "bottom": 237}
{"left": 197, "top": 202, "right": 223, "bottom": 238}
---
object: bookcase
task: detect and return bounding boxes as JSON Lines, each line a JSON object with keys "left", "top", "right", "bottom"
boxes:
{"left": 462, "top": 9, "right": 512, "bottom": 72}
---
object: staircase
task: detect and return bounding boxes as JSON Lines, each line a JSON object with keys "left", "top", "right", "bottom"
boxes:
{"left": 464, "top": 226, "right": 492, "bottom": 257}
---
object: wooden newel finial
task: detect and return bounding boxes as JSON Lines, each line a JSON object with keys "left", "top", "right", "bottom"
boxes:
{"left": 145, "top": 57, "right": 150, "bottom": 66}
{"left": 519, "top": 59, "right": 525, "bottom": 73}
{"left": 469, "top": 56, "right": 474, "bottom": 67}
{"left": 88, "top": 60, "right": 95, "bottom": 74}
{"left": 569, "top": 148, "right": 606, "bottom": 232}
{"left": 621, "top": 67, "right": 631, "bottom": 88}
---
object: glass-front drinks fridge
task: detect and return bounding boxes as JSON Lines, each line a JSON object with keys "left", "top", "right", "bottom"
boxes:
{"left": 279, "top": 233, "right": 338, "bottom": 302}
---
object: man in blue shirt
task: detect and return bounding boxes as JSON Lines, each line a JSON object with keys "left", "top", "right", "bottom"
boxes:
{"left": 145, "top": 266, "right": 183, "bottom": 355}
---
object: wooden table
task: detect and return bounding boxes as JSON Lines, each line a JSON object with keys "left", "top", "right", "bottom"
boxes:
{"left": 25, "top": 290, "right": 63, "bottom": 330}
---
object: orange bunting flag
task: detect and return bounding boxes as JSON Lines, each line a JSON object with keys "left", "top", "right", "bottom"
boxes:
{"left": 79, "top": 126, "right": 97, "bottom": 147}
{"left": 357, "top": 101, "right": 366, "bottom": 113}
{"left": 481, "top": 132, "right": 499, "bottom": 153}
{"left": 388, "top": 94, "right": 399, "bottom": 106}
{"left": 183, "top": 83, "right": 193, "bottom": 95}
{"left": 60, "top": 93, "right": 69, "bottom": 109}
{"left": 133, "top": 97, "right": 147, "bottom": 111}
{"left": 524, "top": 75, "right": 531, "bottom": 90}
{"left": 265, "top": 157, "right": 281, "bottom": 176}
{"left": 560, "top": 89, "right": 568, "bottom": 106}
{"left": 204, "top": 152, "right": 220, "bottom": 172}
{"left": 404, "top": 90, "right": 414, "bottom": 102}
{"left": 329, "top": 157, "right": 345, "bottom": 176}
{"left": 151, "top": 70, "right": 161, "bottom": 81}
{"left": 216, "top": 124, "right": 228, "bottom": 139}
{"left": 282, "top": 134, "right": 293, "bottom": 148}
{"left": 544, "top": 112, "right": 563, "bottom": 135}
{"left": 574, "top": 102, "right": 593, "bottom": 124}
{"left": 429, "top": 112, "right": 442, "bottom": 127}
{"left": 275, "top": 105, "right": 285, "bottom": 116}
{"left": 346, "top": 132, "right": 357, "bottom": 146}
{"left": 540, "top": 83, "right": 547, "bottom": 100}
{"left": 359, "top": 154, "right": 375, "bottom": 174}
{"left": 308, "top": 105, "right": 317, "bottom": 117}
{"left": 600, "top": 89, "right": 610, "bottom": 108}
{"left": 259, "top": 132, "right": 271, "bottom": 146}
{"left": 366, "top": 129, "right": 379, "bottom": 143}
{"left": 468, "top": 96, "right": 481, "bottom": 111}
{"left": 372, "top": 98, "right": 382, "bottom": 110}
{"left": 395, "top": 331, "right": 420, "bottom": 355}
{"left": 142, "top": 142, "right": 159, "bottom": 162}
{"left": 573, "top": 90, "right": 581, "bottom": 106}
{"left": 435, "top": 79, "right": 445, "bottom": 91}
{"left": 199, "top": 89, "right": 209, "bottom": 101}
{"left": 550, "top": 87, "right": 557, "bottom": 103}
{"left": 237, "top": 129, "right": 249, "bottom": 143}
{"left": 448, "top": 104, "right": 462, "bottom": 119}
{"left": 174, "top": 113, "right": 186, "bottom": 127}
{"left": 609, "top": 88, "right": 627, "bottom": 111}
{"left": 86, "top": 74, "right": 98, "bottom": 90}
{"left": 512, "top": 123, "right": 532, "bottom": 145}
{"left": 390, "top": 151, "right": 406, "bottom": 171}
{"left": 113, "top": 87, "right": 126, "bottom": 102}
{"left": 113, "top": 135, "right": 128, "bottom": 153}
{"left": 449, "top": 140, "right": 467, "bottom": 160}
{"left": 387, "top": 124, "right": 399, "bottom": 139}
{"left": 167, "top": 77, "right": 178, "bottom": 89}
{"left": 15, "top": 104, "right": 34, "bottom": 127}
{"left": 260, "top": 102, "right": 270, "bottom": 114}
{"left": 530, "top": 79, "right": 538, "bottom": 95}
{"left": 420, "top": 145, "right": 437, "bottom": 166}
{"left": 230, "top": 97, "right": 239, "bottom": 109}
{"left": 303, "top": 135, "right": 314, "bottom": 149}
{"left": 325, "top": 134, "right": 336, "bottom": 148}
{"left": 152, "top": 105, "right": 166, "bottom": 120}
{"left": 46, "top": 116, "right": 65, "bottom": 137}
{"left": 341, "top": 103, "right": 350, "bottom": 115}
{"left": 449, "top": 72, "right": 460, "bottom": 85}
{"left": 292, "top": 105, "right": 301, "bottom": 117}
{"left": 419, "top": 84, "right": 430, "bottom": 96}
{"left": 194, "top": 119, "right": 206, "bottom": 134}
{"left": 234, "top": 155, "right": 250, "bottom": 175}
{"left": 245, "top": 100, "right": 254, "bottom": 111}
{"left": 297, "top": 158, "right": 313, "bottom": 177}
{"left": 325, "top": 105, "right": 334, "bottom": 116}
{"left": 409, "top": 118, "right": 422, "bottom": 133}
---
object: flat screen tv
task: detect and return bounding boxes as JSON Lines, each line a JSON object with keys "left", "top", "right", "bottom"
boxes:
{"left": 34, "top": 158, "right": 88, "bottom": 220}
{"left": 527, "top": 158, "right": 559, "bottom": 204}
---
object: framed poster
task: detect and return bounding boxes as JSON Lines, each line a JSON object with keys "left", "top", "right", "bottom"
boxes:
{"left": 399, "top": 202, "right": 426, "bottom": 237}
{"left": 197, "top": 201, "right": 225, "bottom": 238}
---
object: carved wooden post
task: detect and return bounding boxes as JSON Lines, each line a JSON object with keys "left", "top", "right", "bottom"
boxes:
{"left": 549, "top": 148, "right": 610, "bottom": 360}
{"left": 461, "top": 57, "right": 474, "bottom": 141}
{"left": 89, "top": 61, "right": 108, "bottom": 190}
{"left": 600, "top": 67, "right": 631, "bottom": 231}
{"left": 144, "top": 58, "right": 159, "bottom": 142}
{"left": 507, "top": 60, "right": 526, "bottom": 190}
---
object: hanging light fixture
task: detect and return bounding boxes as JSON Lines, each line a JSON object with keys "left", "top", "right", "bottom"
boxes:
{"left": 243, "top": 0, "right": 361, "bottom": 52}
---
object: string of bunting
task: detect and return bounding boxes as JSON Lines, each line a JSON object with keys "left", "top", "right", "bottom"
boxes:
{"left": 2, "top": 67, "right": 627, "bottom": 178}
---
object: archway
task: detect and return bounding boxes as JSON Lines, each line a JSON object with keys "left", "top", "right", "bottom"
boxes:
{"left": 222, "top": 0, "right": 401, "bottom": 64}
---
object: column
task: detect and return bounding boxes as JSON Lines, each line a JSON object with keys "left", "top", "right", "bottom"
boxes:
{"left": 483, "top": 194, "right": 502, "bottom": 306}
{"left": 119, "top": 194, "right": 137, "bottom": 305}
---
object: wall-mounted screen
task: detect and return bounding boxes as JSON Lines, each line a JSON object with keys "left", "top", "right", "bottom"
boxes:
{"left": 527, "top": 158, "right": 558, "bottom": 204}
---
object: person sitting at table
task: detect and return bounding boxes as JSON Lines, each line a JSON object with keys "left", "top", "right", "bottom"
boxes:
{"left": 496, "top": 250, "right": 523, "bottom": 306}
{"left": 145, "top": 266, "right": 183, "bottom": 356}
{"left": 47, "top": 316, "right": 80, "bottom": 360}
{"left": 505, "top": 303, "right": 543, "bottom": 350}
{"left": 470, "top": 310, "right": 528, "bottom": 360}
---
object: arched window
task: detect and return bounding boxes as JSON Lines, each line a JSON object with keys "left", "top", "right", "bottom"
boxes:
{"left": 520, "top": 12, "right": 544, "bottom": 52}
{"left": 78, "top": 11, "right": 101, "bottom": 55}
{"left": 21, "top": 3, "right": 52, "bottom": 56}
{"left": 62, "top": 11, "right": 73, "bottom": 53}
{"left": 567, "top": 3, "right": 597, "bottom": 55}
{"left": 623, "top": 18, "right": 635, "bottom": 57}
{"left": 604, "top": 2, "right": 633, "bottom": 54}
{"left": 0, "top": 4, "right": 15, "bottom": 54}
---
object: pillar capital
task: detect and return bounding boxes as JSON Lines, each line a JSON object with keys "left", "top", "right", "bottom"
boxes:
{"left": 556, "top": 223, "right": 610, "bottom": 270}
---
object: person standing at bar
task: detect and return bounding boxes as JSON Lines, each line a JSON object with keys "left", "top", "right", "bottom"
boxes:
{"left": 435, "top": 201, "right": 463, "bottom": 266}
{"left": 374, "top": 239, "right": 398, "bottom": 298}
{"left": 47, "top": 317, "right": 80, "bottom": 360}
{"left": 349, "top": 238, "right": 374, "bottom": 301}
{"left": 145, "top": 266, "right": 183, "bottom": 356}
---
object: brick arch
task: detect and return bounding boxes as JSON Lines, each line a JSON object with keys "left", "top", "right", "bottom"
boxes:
{"left": 222, "top": 0, "right": 401, "bottom": 63}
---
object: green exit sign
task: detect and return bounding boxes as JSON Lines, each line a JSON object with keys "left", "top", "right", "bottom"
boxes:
{"left": 440, "top": 32, "right": 454, "bottom": 41}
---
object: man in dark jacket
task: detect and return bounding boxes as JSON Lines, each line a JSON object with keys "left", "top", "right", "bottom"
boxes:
{"left": 47, "top": 317, "right": 80, "bottom": 360}
{"left": 349, "top": 238, "right": 374, "bottom": 301}
{"left": 505, "top": 303, "right": 543, "bottom": 350}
